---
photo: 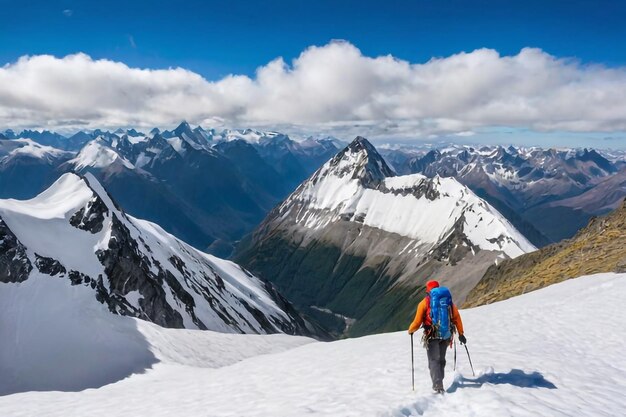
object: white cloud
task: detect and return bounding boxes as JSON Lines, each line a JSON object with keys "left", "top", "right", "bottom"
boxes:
{"left": 2, "top": 41, "right": 626, "bottom": 139}
{"left": 455, "top": 131, "right": 476, "bottom": 137}
{"left": 62, "top": 9, "right": 73, "bottom": 17}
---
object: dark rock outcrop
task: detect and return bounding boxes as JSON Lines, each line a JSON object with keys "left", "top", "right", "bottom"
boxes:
{"left": 0, "top": 217, "right": 32, "bottom": 283}
{"left": 70, "top": 196, "right": 109, "bottom": 233}
{"left": 95, "top": 213, "right": 190, "bottom": 328}
{"left": 35, "top": 254, "right": 67, "bottom": 276}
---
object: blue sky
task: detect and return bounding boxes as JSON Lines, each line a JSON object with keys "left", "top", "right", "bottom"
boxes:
{"left": 3, "top": 0, "right": 626, "bottom": 77}
{"left": 2, "top": 0, "right": 626, "bottom": 148}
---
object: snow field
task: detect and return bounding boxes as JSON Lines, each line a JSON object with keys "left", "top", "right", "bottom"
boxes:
{"left": 1, "top": 273, "right": 625, "bottom": 416}
{"left": 0, "top": 272, "right": 312, "bottom": 397}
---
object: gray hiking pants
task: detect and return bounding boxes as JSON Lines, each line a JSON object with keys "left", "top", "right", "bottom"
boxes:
{"left": 426, "top": 338, "right": 450, "bottom": 389}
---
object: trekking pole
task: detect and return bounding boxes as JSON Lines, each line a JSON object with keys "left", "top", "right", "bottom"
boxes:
{"left": 463, "top": 343, "right": 475, "bottom": 376}
{"left": 410, "top": 333, "right": 415, "bottom": 391}
{"left": 453, "top": 338, "right": 457, "bottom": 372}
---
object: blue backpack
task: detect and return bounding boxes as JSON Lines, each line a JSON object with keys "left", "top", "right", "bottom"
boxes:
{"left": 429, "top": 286, "right": 453, "bottom": 339}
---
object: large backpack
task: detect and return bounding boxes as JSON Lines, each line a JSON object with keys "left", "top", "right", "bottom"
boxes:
{"left": 429, "top": 286, "right": 453, "bottom": 340}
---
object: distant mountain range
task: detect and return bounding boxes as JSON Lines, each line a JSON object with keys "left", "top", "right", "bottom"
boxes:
{"left": 2, "top": 123, "right": 625, "bottom": 257}
{"left": 379, "top": 144, "right": 626, "bottom": 244}
{"left": 1, "top": 122, "right": 342, "bottom": 256}
{"left": 235, "top": 137, "right": 535, "bottom": 336}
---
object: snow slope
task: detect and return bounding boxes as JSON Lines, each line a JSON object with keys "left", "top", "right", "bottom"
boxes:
{"left": 2, "top": 272, "right": 624, "bottom": 416}
{"left": 0, "top": 272, "right": 311, "bottom": 396}
{"left": 295, "top": 172, "right": 534, "bottom": 258}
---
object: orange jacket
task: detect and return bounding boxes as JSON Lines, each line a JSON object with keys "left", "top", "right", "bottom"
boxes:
{"left": 408, "top": 297, "right": 464, "bottom": 336}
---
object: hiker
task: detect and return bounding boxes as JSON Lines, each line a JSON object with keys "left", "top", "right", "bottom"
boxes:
{"left": 408, "top": 280, "right": 466, "bottom": 394}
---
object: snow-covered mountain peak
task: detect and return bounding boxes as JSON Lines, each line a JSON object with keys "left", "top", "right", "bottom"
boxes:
{"left": 278, "top": 138, "right": 534, "bottom": 259}
{"left": 123, "top": 132, "right": 149, "bottom": 145}
{"left": 0, "top": 138, "right": 70, "bottom": 163}
{"left": 2, "top": 172, "right": 102, "bottom": 220}
{"left": 70, "top": 138, "right": 135, "bottom": 171}
{"left": 0, "top": 172, "right": 115, "bottom": 278}
{"left": 313, "top": 136, "right": 396, "bottom": 188}
{"left": 0, "top": 172, "right": 311, "bottom": 335}
{"left": 173, "top": 120, "right": 193, "bottom": 137}
{"left": 126, "top": 128, "right": 143, "bottom": 137}
{"left": 237, "top": 140, "right": 538, "bottom": 337}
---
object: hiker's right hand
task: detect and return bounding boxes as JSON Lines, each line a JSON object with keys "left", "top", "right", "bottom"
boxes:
{"left": 459, "top": 334, "right": 467, "bottom": 344}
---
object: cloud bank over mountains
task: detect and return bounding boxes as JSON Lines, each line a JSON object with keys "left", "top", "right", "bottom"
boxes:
{"left": 2, "top": 41, "right": 626, "bottom": 139}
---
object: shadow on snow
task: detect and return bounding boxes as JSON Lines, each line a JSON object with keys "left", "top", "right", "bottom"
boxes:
{"left": 0, "top": 278, "right": 159, "bottom": 397}
{"left": 0, "top": 315, "right": 157, "bottom": 397}
{"left": 447, "top": 369, "right": 557, "bottom": 393}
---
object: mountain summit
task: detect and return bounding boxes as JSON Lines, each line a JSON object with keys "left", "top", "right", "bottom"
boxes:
{"left": 236, "top": 137, "right": 535, "bottom": 336}
{"left": 319, "top": 136, "right": 395, "bottom": 185}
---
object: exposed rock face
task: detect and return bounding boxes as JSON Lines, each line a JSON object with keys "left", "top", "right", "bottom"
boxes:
{"left": 465, "top": 198, "right": 626, "bottom": 308}
{"left": 95, "top": 213, "right": 190, "bottom": 328}
{"left": 70, "top": 196, "right": 109, "bottom": 233}
{"left": 0, "top": 217, "right": 32, "bottom": 283}
{"left": 325, "top": 137, "right": 395, "bottom": 187}
{"left": 0, "top": 172, "right": 316, "bottom": 337}
{"left": 34, "top": 254, "right": 67, "bottom": 276}
{"left": 430, "top": 214, "right": 477, "bottom": 265}
{"left": 236, "top": 137, "right": 534, "bottom": 337}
